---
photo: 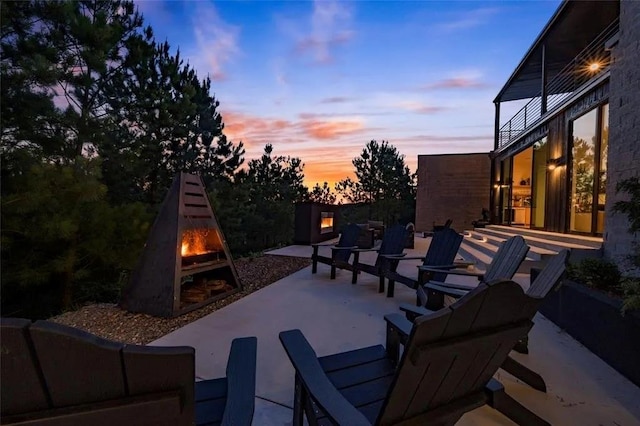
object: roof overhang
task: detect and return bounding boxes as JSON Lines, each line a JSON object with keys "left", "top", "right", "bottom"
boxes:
{"left": 494, "top": 0, "right": 619, "bottom": 103}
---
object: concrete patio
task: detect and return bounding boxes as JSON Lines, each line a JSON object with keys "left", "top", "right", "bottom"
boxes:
{"left": 151, "top": 237, "right": 640, "bottom": 425}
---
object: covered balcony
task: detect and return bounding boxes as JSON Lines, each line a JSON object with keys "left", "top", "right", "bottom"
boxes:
{"left": 494, "top": 0, "right": 619, "bottom": 154}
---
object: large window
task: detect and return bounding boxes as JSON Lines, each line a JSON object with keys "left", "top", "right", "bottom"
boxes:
{"left": 531, "top": 137, "right": 548, "bottom": 228}
{"left": 570, "top": 104, "right": 608, "bottom": 234}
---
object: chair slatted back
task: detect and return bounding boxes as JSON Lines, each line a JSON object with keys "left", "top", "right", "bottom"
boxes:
{"left": 526, "top": 249, "right": 570, "bottom": 299}
{"left": 1, "top": 319, "right": 195, "bottom": 425}
{"left": 334, "top": 223, "right": 361, "bottom": 263}
{"left": 423, "top": 228, "right": 464, "bottom": 282}
{"left": 375, "top": 225, "right": 408, "bottom": 269}
{"left": 483, "top": 236, "right": 529, "bottom": 282}
{"left": 377, "top": 280, "right": 535, "bottom": 426}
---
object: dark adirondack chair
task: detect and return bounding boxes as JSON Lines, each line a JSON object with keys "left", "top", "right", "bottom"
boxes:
{"left": 349, "top": 224, "right": 408, "bottom": 285}
{"left": 1, "top": 319, "right": 257, "bottom": 426}
{"left": 409, "top": 235, "right": 530, "bottom": 310}
{"left": 312, "top": 223, "right": 362, "bottom": 279}
{"left": 401, "top": 249, "right": 570, "bottom": 393}
{"left": 380, "top": 227, "right": 465, "bottom": 298}
{"left": 279, "top": 279, "right": 550, "bottom": 426}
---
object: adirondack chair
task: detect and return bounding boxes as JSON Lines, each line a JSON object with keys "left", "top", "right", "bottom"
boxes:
{"left": 379, "top": 227, "right": 465, "bottom": 297}
{"left": 407, "top": 235, "right": 530, "bottom": 310}
{"left": 1, "top": 318, "right": 257, "bottom": 426}
{"left": 279, "top": 279, "right": 550, "bottom": 426}
{"left": 349, "top": 224, "right": 408, "bottom": 286}
{"left": 401, "top": 249, "right": 570, "bottom": 393}
{"left": 312, "top": 223, "right": 361, "bottom": 279}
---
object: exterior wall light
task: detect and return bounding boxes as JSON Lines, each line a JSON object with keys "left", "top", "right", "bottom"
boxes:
{"left": 547, "top": 156, "right": 565, "bottom": 171}
{"left": 588, "top": 62, "right": 601, "bottom": 72}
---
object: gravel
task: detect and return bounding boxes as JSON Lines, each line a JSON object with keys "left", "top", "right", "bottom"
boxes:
{"left": 49, "top": 254, "right": 311, "bottom": 345}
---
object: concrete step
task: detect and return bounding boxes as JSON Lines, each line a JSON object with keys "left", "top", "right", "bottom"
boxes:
{"left": 483, "top": 225, "right": 602, "bottom": 249}
{"left": 463, "top": 231, "right": 555, "bottom": 262}
{"left": 473, "top": 227, "right": 599, "bottom": 253}
{"left": 458, "top": 238, "right": 542, "bottom": 275}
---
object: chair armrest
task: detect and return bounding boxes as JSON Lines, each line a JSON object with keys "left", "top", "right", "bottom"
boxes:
{"left": 398, "top": 304, "right": 432, "bottom": 322}
{"left": 379, "top": 253, "right": 408, "bottom": 259}
{"left": 418, "top": 265, "right": 484, "bottom": 280}
{"left": 425, "top": 280, "right": 476, "bottom": 291}
{"left": 384, "top": 313, "right": 412, "bottom": 341}
{"left": 223, "top": 337, "right": 257, "bottom": 426}
{"left": 331, "top": 245, "right": 358, "bottom": 251}
{"left": 424, "top": 282, "right": 469, "bottom": 298}
{"left": 279, "top": 330, "right": 370, "bottom": 426}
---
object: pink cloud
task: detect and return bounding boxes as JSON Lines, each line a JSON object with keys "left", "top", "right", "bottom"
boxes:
{"left": 396, "top": 101, "right": 446, "bottom": 114}
{"left": 420, "top": 77, "right": 488, "bottom": 90}
{"left": 319, "top": 96, "right": 356, "bottom": 104}
{"left": 293, "top": 0, "right": 354, "bottom": 65}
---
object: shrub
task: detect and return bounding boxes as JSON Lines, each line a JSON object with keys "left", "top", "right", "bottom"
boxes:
{"left": 567, "top": 258, "right": 621, "bottom": 290}
{"left": 621, "top": 278, "right": 640, "bottom": 313}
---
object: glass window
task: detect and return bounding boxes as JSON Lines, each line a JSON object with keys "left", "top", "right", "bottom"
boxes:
{"left": 570, "top": 109, "right": 597, "bottom": 233}
{"left": 597, "top": 104, "right": 609, "bottom": 233}
{"left": 532, "top": 137, "right": 548, "bottom": 228}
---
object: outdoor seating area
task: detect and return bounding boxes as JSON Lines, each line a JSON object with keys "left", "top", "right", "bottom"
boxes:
{"left": 2, "top": 234, "right": 639, "bottom": 425}
{"left": 147, "top": 235, "right": 638, "bottom": 425}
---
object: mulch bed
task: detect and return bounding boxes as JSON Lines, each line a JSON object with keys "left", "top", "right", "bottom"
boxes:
{"left": 49, "top": 254, "right": 311, "bottom": 345}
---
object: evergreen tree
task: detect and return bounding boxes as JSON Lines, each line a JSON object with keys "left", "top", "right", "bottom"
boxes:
{"left": 336, "top": 140, "right": 416, "bottom": 224}
{"left": 308, "top": 182, "right": 337, "bottom": 205}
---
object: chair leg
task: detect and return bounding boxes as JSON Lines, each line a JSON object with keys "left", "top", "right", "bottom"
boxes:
{"left": 311, "top": 247, "right": 318, "bottom": 274}
{"left": 513, "top": 335, "right": 529, "bottom": 354}
{"left": 486, "top": 379, "right": 550, "bottom": 426}
{"left": 501, "top": 356, "right": 547, "bottom": 392}
{"left": 352, "top": 252, "right": 360, "bottom": 284}
{"left": 386, "top": 280, "right": 395, "bottom": 298}
{"left": 379, "top": 275, "right": 385, "bottom": 293}
{"left": 424, "top": 287, "right": 445, "bottom": 310}
{"left": 330, "top": 264, "right": 336, "bottom": 279}
{"left": 293, "top": 374, "right": 305, "bottom": 426}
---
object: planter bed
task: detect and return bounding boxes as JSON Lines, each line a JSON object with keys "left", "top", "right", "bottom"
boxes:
{"left": 539, "top": 279, "right": 640, "bottom": 387}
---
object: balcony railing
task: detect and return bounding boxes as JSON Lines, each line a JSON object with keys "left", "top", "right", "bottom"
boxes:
{"left": 497, "top": 19, "right": 619, "bottom": 150}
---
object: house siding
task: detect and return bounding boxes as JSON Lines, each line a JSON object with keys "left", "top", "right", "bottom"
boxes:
{"left": 415, "top": 153, "right": 491, "bottom": 233}
{"left": 605, "top": 0, "right": 640, "bottom": 276}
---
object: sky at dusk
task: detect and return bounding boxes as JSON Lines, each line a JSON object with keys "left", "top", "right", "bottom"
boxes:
{"left": 135, "top": 0, "right": 561, "bottom": 189}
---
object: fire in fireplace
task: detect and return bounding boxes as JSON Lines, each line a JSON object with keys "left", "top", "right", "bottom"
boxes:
{"left": 120, "top": 173, "right": 241, "bottom": 318}
{"left": 181, "top": 228, "right": 223, "bottom": 264}
{"left": 320, "top": 212, "right": 334, "bottom": 234}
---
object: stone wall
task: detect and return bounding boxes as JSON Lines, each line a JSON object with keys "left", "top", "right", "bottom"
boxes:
{"left": 415, "top": 153, "right": 491, "bottom": 233}
{"left": 604, "top": 0, "right": 640, "bottom": 276}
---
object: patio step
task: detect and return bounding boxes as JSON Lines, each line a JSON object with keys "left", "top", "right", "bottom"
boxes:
{"left": 457, "top": 237, "right": 540, "bottom": 274}
{"left": 480, "top": 225, "right": 602, "bottom": 250}
{"left": 463, "top": 230, "right": 555, "bottom": 261}
{"left": 467, "top": 225, "right": 602, "bottom": 266}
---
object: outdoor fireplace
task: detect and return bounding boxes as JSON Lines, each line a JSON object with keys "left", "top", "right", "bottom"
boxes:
{"left": 121, "top": 173, "right": 241, "bottom": 318}
{"left": 320, "top": 212, "right": 334, "bottom": 234}
{"left": 294, "top": 202, "right": 340, "bottom": 244}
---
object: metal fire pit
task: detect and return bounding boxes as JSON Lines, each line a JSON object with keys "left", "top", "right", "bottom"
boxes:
{"left": 121, "top": 173, "right": 241, "bottom": 317}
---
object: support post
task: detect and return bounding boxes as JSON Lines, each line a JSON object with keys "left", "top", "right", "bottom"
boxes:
{"left": 541, "top": 44, "right": 548, "bottom": 115}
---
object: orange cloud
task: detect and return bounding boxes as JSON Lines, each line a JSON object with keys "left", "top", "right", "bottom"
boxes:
{"left": 300, "top": 120, "right": 365, "bottom": 139}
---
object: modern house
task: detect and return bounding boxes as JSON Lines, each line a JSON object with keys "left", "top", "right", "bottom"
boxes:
{"left": 489, "top": 0, "right": 638, "bottom": 272}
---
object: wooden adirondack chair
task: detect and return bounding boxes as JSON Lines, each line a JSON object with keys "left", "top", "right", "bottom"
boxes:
{"left": 1, "top": 319, "right": 257, "bottom": 426}
{"left": 279, "top": 279, "right": 549, "bottom": 426}
{"left": 410, "top": 235, "right": 530, "bottom": 310}
{"left": 401, "top": 249, "right": 570, "bottom": 393}
{"left": 312, "top": 223, "right": 362, "bottom": 279}
{"left": 379, "top": 227, "right": 465, "bottom": 298}
{"left": 349, "top": 224, "right": 408, "bottom": 285}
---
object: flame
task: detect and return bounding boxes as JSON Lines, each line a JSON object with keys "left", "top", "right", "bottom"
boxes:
{"left": 320, "top": 217, "right": 334, "bottom": 229}
{"left": 181, "top": 229, "right": 212, "bottom": 257}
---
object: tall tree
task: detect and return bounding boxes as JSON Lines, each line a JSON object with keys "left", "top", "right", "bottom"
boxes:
{"left": 336, "top": 140, "right": 416, "bottom": 224}
{"left": 103, "top": 40, "right": 245, "bottom": 204}
{"left": 43, "top": 0, "right": 147, "bottom": 159}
